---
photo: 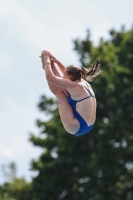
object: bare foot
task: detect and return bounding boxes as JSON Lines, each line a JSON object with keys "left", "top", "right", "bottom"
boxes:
{"left": 41, "top": 57, "right": 45, "bottom": 70}
{"left": 41, "top": 50, "right": 53, "bottom": 70}
{"left": 39, "top": 53, "right": 45, "bottom": 70}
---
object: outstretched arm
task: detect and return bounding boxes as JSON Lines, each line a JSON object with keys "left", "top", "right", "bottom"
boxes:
{"left": 52, "top": 58, "right": 66, "bottom": 74}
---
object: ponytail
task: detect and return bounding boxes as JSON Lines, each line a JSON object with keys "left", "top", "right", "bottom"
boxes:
{"left": 80, "top": 59, "right": 101, "bottom": 81}
{"left": 66, "top": 59, "right": 101, "bottom": 82}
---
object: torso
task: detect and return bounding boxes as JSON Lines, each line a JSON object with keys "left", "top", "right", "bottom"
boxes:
{"left": 67, "top": 79, "right": 96, "bottom": 126}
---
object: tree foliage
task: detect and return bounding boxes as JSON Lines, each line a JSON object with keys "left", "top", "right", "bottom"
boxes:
{"left": 0, "top": 162, "right": 32, "bottom": 200}
{"left": 29, "top": 26, "right": 133, "bottom": 200}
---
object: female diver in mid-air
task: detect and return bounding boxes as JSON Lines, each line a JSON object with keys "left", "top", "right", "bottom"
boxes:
{"left": 40, "top": 50, "right": 101, "bottom": 136}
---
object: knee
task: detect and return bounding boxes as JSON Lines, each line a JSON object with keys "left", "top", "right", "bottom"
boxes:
{"left": 50, "top": 87, "right": 61, "bottom": 96}
{"left": 55, "top": 88, "right": 66, "bottom": 98}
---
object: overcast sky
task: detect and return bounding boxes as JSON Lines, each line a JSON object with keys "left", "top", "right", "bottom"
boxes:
{"left": 0, "top": 0, "right": 133, "bottom": 182}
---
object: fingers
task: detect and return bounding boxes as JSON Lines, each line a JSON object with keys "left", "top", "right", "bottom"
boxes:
{"left": 42, "top": 50, "right": 55, "bottom": 58}
{"left": 47, "top": 52, "right": 54, "bottom": 57}
{"left": 40, "top": 50, "right": 54, "bottom": 60}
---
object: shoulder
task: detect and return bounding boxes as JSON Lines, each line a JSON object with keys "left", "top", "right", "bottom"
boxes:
{"left": 82, "top": 79, "right": 91, "bottom": 87}
{"left": 67, "top": 81, "right": 83, "bottom": 95}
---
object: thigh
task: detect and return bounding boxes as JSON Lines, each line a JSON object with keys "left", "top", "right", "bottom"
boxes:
{"left": 56, "top": 90, "right": 80, "bottom": 134}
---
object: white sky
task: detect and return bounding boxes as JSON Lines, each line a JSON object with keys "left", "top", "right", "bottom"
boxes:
{"left": 0, "top": 0, "right": 133, "bottom": 182}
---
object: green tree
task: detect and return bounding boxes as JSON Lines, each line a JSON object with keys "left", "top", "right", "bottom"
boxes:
{"left": 1, "top": 162, "right": 17, "bottom": 183}
{"left": 0, "top": 162, "right": 32, "bottom": 200}
{"left": 30, "top": 26, "right": 133, "bottom": 200}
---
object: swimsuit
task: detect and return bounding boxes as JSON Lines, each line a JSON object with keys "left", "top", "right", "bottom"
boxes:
{"left": 67, "top": 82, "right": 96, "bottom": 136}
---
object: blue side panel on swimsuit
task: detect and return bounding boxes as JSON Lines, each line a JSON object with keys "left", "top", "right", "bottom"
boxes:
{"left": 73, "top": 108, "right": 94, "bottom": 136}
{"left": 67, "top": 82, "right": 95, "bottom": 136}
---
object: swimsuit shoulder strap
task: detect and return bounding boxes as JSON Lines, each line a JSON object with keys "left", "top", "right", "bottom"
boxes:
{"left": 80, "top": 82, "right": 95, "bottom": 98}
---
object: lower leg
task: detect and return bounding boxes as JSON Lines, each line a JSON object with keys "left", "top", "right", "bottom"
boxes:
{"left": 45, "top": 62, "right": 65, "bottom": 96}
{"left": 41, "top": 56, "right": 64, "bottom": 76}
{"left": 51, "top": 61, "right": 62, "bottom": 77}
{"left": 56, "top": 61, "right": 66, "bottom": 76}
{"left": 51, "top": 62, "right": 68, "bottom": 95}
{"left": 46, "top": 51, "right": 66, "bottom": 75}
{"left": 41, "top": 56, "right": 68, "bottom": 95}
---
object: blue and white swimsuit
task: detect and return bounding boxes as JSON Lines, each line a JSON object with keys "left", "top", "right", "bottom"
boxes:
{"left": 67, "top": 82, "right": 95, "bottom": 136}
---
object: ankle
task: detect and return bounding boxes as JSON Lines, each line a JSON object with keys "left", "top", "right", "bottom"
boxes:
{"left": 42, "top": 64, "right": 45, "bottom": 70}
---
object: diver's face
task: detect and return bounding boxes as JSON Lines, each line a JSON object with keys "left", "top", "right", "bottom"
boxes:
{"left": 63, "top": 70, "right": 71, "bottom": 79}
